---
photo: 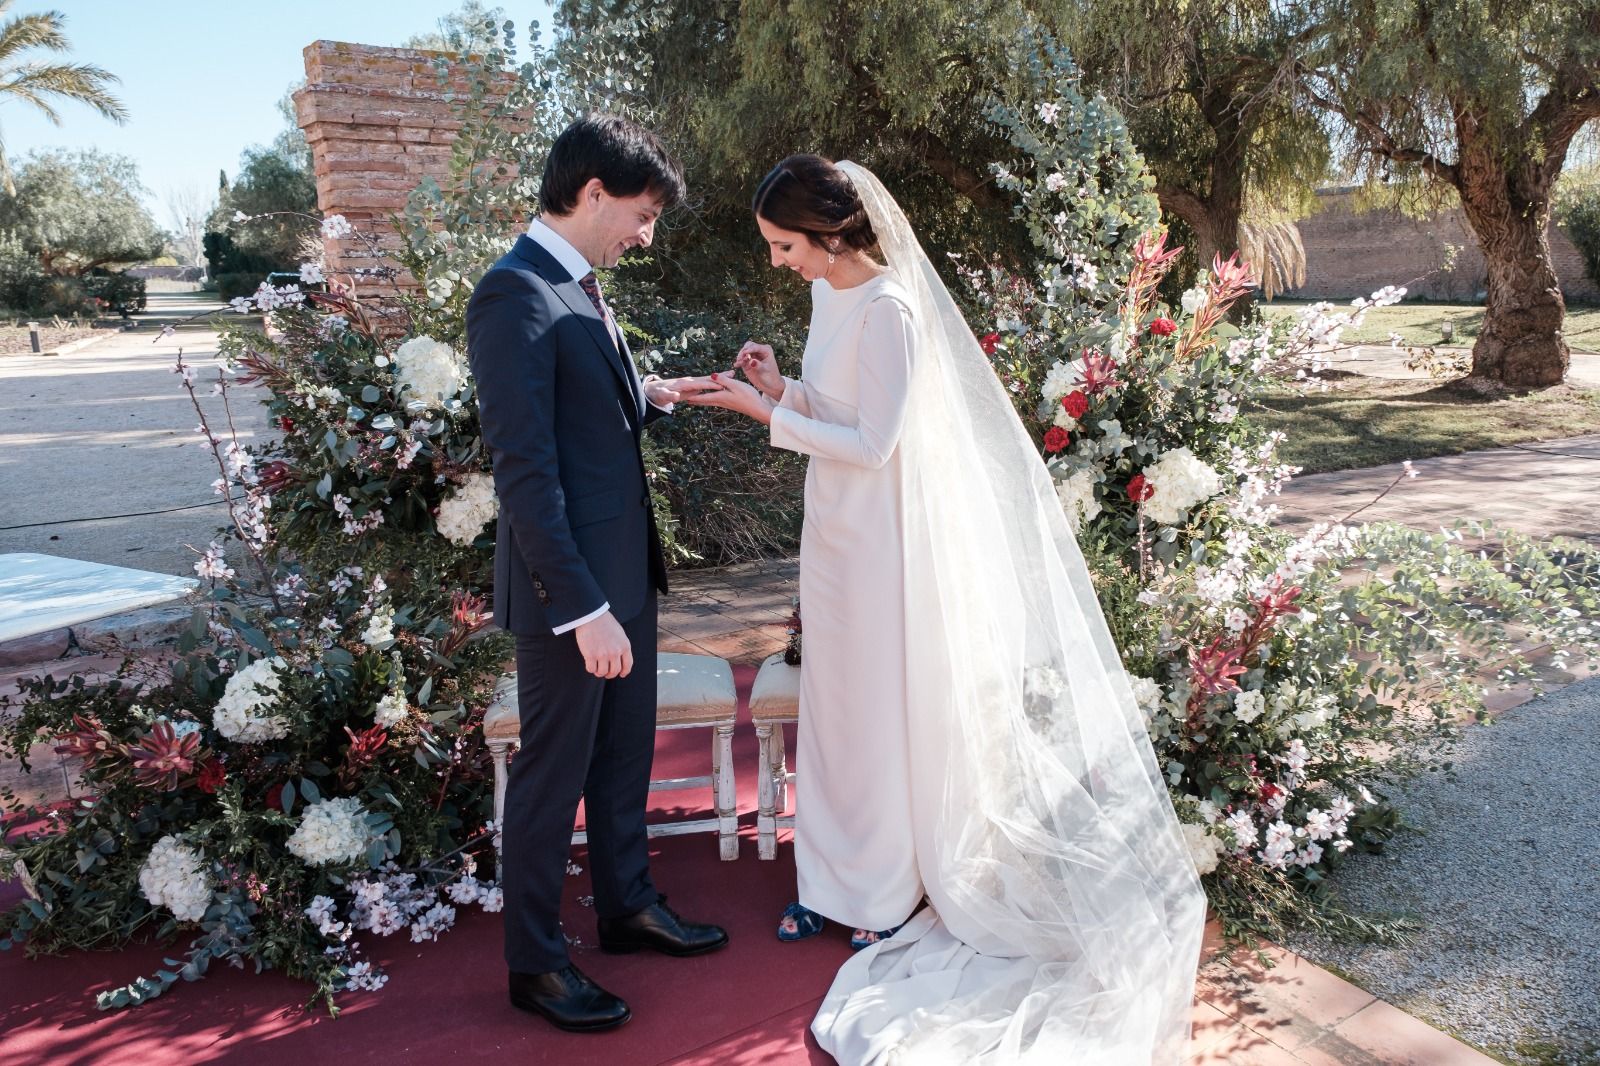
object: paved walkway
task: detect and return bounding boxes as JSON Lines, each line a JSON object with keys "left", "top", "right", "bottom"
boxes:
{"left": 0, "top": 293, "right": 270, "bottom": 577}
{"left": 1277, "top": 432, "right": 1600, "bottom": 544}
{"left": 1317, "top": 345, "right": 1600, "bottom": 388}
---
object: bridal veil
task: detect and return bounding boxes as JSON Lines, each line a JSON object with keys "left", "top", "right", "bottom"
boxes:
{"left": 810, "top": 161, "right": 1206, "bottom": 1065}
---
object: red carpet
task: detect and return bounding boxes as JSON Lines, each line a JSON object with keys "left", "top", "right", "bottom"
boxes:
{"left": 0, "top": 665, "right": 849, "bottom": 1066}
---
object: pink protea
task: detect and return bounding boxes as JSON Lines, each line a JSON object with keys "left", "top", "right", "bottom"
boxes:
{"left": 55, "top": 714, "right": 127, "bottom": 774}
{"left": 128, "top": 720, "right": 201, "bottom": 791}
{"left": 1079, "top": 349, "right": 1122, "bottom": 395}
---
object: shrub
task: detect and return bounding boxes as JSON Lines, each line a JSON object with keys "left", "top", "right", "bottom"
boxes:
{"left": 214, "top": 272, "right": 269, "bottom": 302}
{"left": 83, "top": 270, "right": 147, "bottom": 314}
{"left": 1554, "top": 165, "right": 1600, "bottom": 293}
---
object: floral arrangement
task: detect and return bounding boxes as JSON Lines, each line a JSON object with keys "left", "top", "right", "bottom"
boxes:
{"left": 979, "top": 32, "right": 1600, "bottom": 942}
{"left": 0, "top": 216, "right": 517, "bottom": 1012}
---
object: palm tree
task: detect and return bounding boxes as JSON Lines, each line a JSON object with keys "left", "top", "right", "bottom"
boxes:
{"left": 0, "top": 3, "right": 127, "bottom": 194}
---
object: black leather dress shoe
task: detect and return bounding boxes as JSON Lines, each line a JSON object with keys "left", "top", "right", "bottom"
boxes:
{"left": 597, "top": 896, "right": 730, "bottom": 957}
{"left": 509, "top": 965, "right": 630, "bottom": 1032}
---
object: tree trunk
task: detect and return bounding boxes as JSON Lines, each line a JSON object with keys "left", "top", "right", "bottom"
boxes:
{"left": 1457, "top": 183, "right": 1570, "bottom": 387}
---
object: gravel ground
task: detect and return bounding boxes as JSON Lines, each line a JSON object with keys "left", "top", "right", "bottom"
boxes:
{"left": 0, "top": 323, "right": 104, "bottom": 355}
{"left": 1285, "top": 677, "right": 1600, "bottom": 1065}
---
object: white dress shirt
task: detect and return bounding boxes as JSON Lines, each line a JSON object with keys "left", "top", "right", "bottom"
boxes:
{"left": 524, "top": 217, "right": 666, "bottom": 635}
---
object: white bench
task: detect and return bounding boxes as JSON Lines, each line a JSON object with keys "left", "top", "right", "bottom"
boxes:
{"left": 749, "top": 653, "right": 801, "bottom": 860}
{"left": 484, "top": 652, "right": 740, "bottom": 874}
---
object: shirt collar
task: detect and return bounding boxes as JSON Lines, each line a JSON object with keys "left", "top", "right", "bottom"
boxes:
{"left": 526, "top": 217, "right": 593, "bottom": 282}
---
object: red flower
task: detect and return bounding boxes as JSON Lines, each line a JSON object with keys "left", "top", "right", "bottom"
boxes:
{"left": 1061, "top": 390, "right": 1088, "bottom": 419}
{"left": 1043, "top": 426, "right": 1070, "bottom": 453}
{"left": 979, "top": 332, "right": 1001, "bottom": 355}
{"left": 1126, "top": 474, "right": 1154, "bottom": 502}
{"left": 258, "top": 460, "right": 297, "bottom": 494}
{"left": 278, "top": 416, "right": 295, "bottom": 434}
{"left": 338, "top": 724, "right": 389, "bottom": 787}
{"left": 1148, "top": 317, "right": 1177, "bottom": 337}
{"left": 195, "top": 759, "right": 226, "bottom": 794}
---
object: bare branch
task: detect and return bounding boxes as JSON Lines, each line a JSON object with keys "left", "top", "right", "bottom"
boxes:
{"left": 1298, "top": 79, "right": 1460, "bottom": 187}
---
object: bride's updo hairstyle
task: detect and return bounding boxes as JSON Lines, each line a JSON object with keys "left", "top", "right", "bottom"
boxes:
{"left": 752, "top": 154, "right": 877, "bottom": 252}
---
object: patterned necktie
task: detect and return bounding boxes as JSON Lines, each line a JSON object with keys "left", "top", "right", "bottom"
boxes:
{"left": 577, "top": 271, "right": 621, "bottom": 352}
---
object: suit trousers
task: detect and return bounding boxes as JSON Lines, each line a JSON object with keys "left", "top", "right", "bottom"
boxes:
{"left": 502, "top": 594, "right": 660, "bottom": 974}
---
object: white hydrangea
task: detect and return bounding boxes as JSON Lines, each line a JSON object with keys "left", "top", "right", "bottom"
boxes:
{"left": 286, "top": 796, "right": 373, "bottom": 867}
{"left": 1181, "top": 822, "right": 1225, "bottom": 876}
{"left": 1180, "top": 286, "right": 1207, "bottom": 316}
{"left": 1055, "top": 469, "right": 1102, "bottom": 532}
{"left": 212, "top": 655, "right": 290, "bottom": 743}
{"left": 1040, "top": 357, "right": 1086, "bottom": 404}
{"left": 1142, "top": 446, "right": 1224, "bottom": 526}
{"left": 138, "top": 835, "right": 212, "bottom": 922}
{"left": 435, "top": 472, "right": 499, "bottom": 546}
{"left": 392, "top": 336, "right": 467, "bottom": 411}
{"left": 374, "top": 690, "right": 408, "bottom": 728}
{"left": 1127, "top": 675, "right": 1163, "bottom": 720}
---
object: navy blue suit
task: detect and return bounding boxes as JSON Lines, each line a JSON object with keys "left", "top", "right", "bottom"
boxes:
{"left": 466, "top": 234, "right": 669, "bottom": 973}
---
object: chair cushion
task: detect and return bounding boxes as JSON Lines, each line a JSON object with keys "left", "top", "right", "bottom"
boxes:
{"left": 655, "top": 652, "right": 737, "bottom": 725}
{"left": 749, "top": 652, "right": 800, "bottom": 723}
{"left": 482, "top": 652, "right": 737, "bottom": 741}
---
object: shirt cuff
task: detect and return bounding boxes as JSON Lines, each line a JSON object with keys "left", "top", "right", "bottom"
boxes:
{"left": 642, "top": 375, "right": 674, "bottom": 414}
{"left": 552, "top": 602, "right": 609, "bottom": 635}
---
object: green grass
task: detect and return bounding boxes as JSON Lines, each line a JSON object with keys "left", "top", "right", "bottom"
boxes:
{"left": 1260, "top": 301, "right": 1600, "bottom": 353}
{"left": 1255, "top": 375, "right": 1600, "bottom": 474}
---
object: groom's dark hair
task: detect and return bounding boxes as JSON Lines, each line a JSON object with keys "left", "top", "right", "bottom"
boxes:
{"left": 539, "top": 114, "right": 685, "bottom": 216}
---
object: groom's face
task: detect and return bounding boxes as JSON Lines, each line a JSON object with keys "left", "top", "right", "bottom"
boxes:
{"left": 582, "top": 180, "right": 664, "bottom": 269}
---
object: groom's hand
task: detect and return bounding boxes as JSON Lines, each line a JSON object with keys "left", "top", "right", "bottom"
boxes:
{"left": 575, "top": 611, "right": 633, "bottom": 678}
{"left": 644, "top": 375, "right": 722, "bottom": 407}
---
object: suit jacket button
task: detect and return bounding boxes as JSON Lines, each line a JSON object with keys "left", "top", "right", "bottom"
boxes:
{"left": 639, "top": 495, "right": 649, "bottom": 507}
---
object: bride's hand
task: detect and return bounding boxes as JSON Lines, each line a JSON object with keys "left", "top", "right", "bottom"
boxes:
{"left": 735, "top": 341, "right": 784, "bottom": 399}
{"left": 683, "top": 371, "right": 774, "bottom": 425}
{"left": 644, "top": 374, "right": 722, "bottom": 407}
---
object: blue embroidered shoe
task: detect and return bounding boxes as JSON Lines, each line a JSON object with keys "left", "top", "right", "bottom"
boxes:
{"left": 849, "top": 923, "right": 904, "bottom": 951}
{"left": 776, "top": 902, "right": 825, "bottom": 942}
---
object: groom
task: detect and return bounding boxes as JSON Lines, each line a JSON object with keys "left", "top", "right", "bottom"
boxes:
{"left": 466, "top": 114, "right": 727, "bottom": 1033}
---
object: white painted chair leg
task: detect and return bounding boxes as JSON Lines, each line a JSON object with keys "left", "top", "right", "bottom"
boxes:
{"left": 772, "top": 724, "right": 789, "bottom": 814}
{"left": 755, "top": 722, "right": 777, "bottom": 860}
{"left": 714, "top": 722, "right": 738, "bottom": 861}
{"left": 489, "top": 738, "right": 512, "bottom": 882}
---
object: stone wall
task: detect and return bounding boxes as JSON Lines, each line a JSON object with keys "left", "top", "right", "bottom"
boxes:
{"left": 1288, "top": 188, "right": 1598, "bottom": 304}
{"left": 292, "top": 41, "right": 514, "bottom": 300}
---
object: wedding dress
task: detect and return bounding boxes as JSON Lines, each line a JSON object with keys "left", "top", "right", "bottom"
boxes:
{"left": 769, "top": 273, "right": 925, "bottom": 931}
{"left": 783, "top": 163, "right": 1206, "bottom": 1065}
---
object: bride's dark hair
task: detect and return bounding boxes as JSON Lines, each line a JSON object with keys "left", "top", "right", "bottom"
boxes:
{"left": 752, "top": 155, "right": 877, "bottom": 252}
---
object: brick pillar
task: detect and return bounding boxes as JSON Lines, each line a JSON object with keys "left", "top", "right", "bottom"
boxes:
{"left": 292, "top": 41, "right": 513, "bottom": 303}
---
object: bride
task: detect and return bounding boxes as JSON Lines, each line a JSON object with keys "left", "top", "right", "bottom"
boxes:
{"left": 686, "top": 155, "right": 1205, "bottom": 1064}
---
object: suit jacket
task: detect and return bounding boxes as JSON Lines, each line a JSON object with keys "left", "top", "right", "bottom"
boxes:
{"left": 465, "top": 234, "right": 669, "bottom": 637}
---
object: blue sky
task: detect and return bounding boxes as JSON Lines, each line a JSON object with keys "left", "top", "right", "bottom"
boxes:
{"left": 1, "top": 1, "right": 555, "bottom": 222}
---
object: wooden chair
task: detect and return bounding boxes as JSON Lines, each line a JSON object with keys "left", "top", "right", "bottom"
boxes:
{"left": 485, "top": 652, "right": 740, "bottom": 876}
{"left": 749, "top": 652, "right": 801, "bottom": 860}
